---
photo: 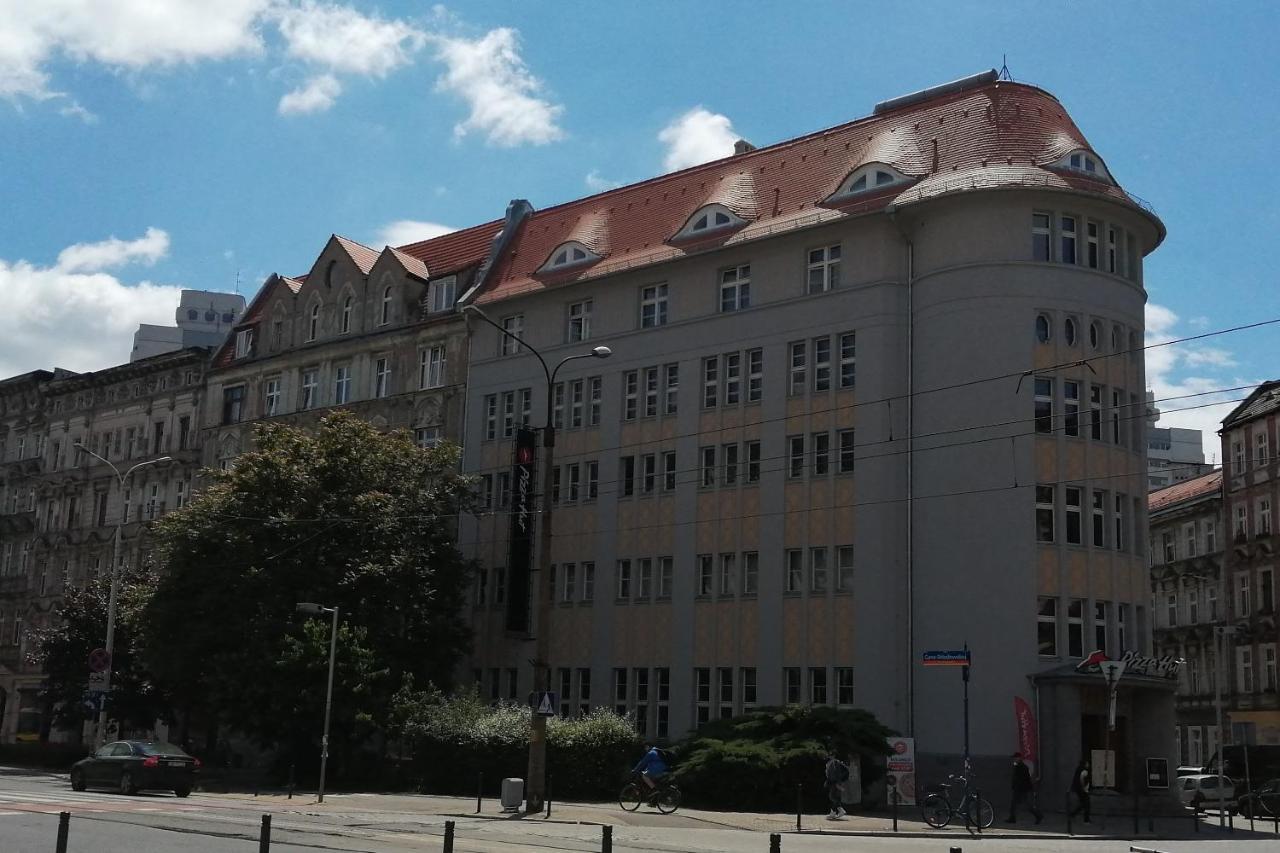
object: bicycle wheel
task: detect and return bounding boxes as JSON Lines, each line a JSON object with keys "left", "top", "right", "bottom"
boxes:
{"left": 922, "top": 793, "right": 952, "bottom": 828}
{"left": 619, "top": 782, "right": 644, "bottom": 812}
{"left": 966, "top": 796, "right": 995, "bottom": 829}
{"left": 655, "top": 785, "right": 681, "bottom": 814}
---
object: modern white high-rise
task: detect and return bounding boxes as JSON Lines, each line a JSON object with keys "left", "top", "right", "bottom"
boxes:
{"left": 131, "top": 290, "right": 246, "bottom": 362}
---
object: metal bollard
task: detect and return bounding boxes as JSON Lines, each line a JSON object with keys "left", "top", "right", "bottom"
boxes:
{"left": 444, "top": 820, "right": 455, "bottom": 853}
{"left": 975, "top": 789, "right": 982, "bottom": 834}
{"left": 546, "top": 775, "right": 551, "bottom": 818}
{"left": 1132, "top": 787, "right": 1140, "bottom": 836}
{"left": 1228, "top": 809, "right": 1234, "bottom": 834}
{"left": 795, "top": 783, "right": 802, "bottom": 832}
{"left": 476, "top": 772, "right": 483, "bottom": 814}
{"left": 892, "top": 790, "right": 899, "bottom": 832}
{"left": 1065, "top": 792, "right": 1073, "bottom": 836}
{"left": 55, "top": 811, "right": 70, "bottom": 853}
{"left": 287, "top": 763, "right": 296, "bottom": 800}
{"left": 769, "top": 832, "right": 781, "bottom": 853}
{"left": 259, "top": 814, "right": 271, "bottom": 853}
{"left": 601, "top": 824, "right": 613, "bottom": 853}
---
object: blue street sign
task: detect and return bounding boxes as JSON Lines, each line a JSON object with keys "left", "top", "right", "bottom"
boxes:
{"left": 529, "top": 691, "right": 558, "bottom": 716}
{"left": 922, "top": 649, "right": 971, "bottom": 666}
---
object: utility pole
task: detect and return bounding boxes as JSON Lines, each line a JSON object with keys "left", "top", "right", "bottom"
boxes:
{"left": 296, "top": 602, "right": 339, "bottom": 804}
{"left": 1213, "top": 625, "right": 1237, "bottom": 827}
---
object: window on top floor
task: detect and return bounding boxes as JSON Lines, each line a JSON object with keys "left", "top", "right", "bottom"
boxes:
{"left": 500, "top": 315, "right": 524, "bottom": 355}
{"left": 307, "top": 303, "right": 320, "bottom": 341}
{"left": 428, "top": 277, "right": 456, "bottom": 314}
{"left": 540, "top": 241, "right": 601, "bottom": 273}
{"left": 567, "top": 300, "right": 592, "bottom": 343}
{"left": 827, "top": 163, "right": 912, "bottom": 204}
{"left": 807, "top": 245, "right": 841, "bottom": 294}
{"left": 673, "top": 205, "right": 747, "bottom": 242}
{"left": 233, "top": 329, "right": 254, "bottom": 359}
{"left": 719, "top": 265, "right": 751, "bottom": 312}
{"left": 381, "top": 287, "right": 393, "bottom": 325}
{"left": 1055, "top": 149, "right": 1113, "bottom": 183}
{"left": 639, "top": 284, "right": 668, "bottom": 328}
{"left": 341, "top": 296, "right": 353, "bottom": 334}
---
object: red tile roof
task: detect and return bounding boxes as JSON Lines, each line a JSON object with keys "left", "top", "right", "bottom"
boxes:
{"left": 386, "top": 247, "right": 430, "bottom": 281}
{"left": 334, "top": 235, "right": 381, "bottom": 275}
{"left": 1148, "top": 470, "right": 1223, "bottom": 513}
{"left": 395, "top": 219, "right": 503, "bottom": 276}
{"left": 211, "top": 274, "right": 293, "bottom": 369}
{"left": 474, "top": 80, "right": 1161, "bottom": 305}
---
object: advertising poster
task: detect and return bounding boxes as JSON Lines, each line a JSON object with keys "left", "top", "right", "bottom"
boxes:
{"left": 885, "top": 736, "right": 917, "bottom": 806}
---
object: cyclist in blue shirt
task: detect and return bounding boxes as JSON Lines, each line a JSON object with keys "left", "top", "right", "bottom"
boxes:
{"left": 633, "top": 744, "right": 668, "bottom": 790}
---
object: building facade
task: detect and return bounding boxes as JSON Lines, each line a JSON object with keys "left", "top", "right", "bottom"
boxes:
{"left": 1149, "top": 470, "right": 1226, "bottom": 767}
{"left": 131, "top": 290, "right": 246, "bottom": 362}
{"left": 1147, "top": 419, "right": 1210, "bottom": 491}
{"left": 0, "top": 349, "right": 209, "bottom": 742}
{"left": 1219, "top": 381, "right": 1280, "bottom": 745}
{"left": 458, "top": 72, "right": 1170, "bottom": 797}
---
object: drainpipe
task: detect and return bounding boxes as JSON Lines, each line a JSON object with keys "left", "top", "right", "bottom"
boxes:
{"left": 886, "top": 205, "right": 915, "bottom": 736}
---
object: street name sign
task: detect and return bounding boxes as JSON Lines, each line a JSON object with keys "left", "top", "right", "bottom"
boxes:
{"left": 922, "top": 650, "right": 971, "bottom": 666}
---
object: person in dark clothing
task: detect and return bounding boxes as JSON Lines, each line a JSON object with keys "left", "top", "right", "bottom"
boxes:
{"left": 1068, "top": 760, "right": 1091, "bottom": 823}
{"left": 1005, "top": 752, "right": 1043, "bottom": 823}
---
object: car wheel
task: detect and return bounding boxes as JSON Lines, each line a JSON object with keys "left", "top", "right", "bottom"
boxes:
{"left": 70, "top": 770, "right": 86, "bottom": 792}
{"left": 119, "top": 771, "right": 137, "bottom": 796}
{"left": 174, "top": 786, "right": 191, "bottom": 798}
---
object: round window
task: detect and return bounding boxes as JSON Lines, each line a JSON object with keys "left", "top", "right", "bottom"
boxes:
{"left": 1111, "top": 326, "right": 1122, "bottom": 352}
{"left": 1065, "top": 318, "right": 1077, "bottom": 347}
{"left": 1089, "top": 321, "right": 1101, "bottom": 351}
{"left": 1035, "top": 314, "right": 1051, "bottom": 343}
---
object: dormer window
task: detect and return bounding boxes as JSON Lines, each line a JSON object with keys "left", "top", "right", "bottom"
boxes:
{"left": 307, "top": 303, "right": 320, "bottom": 341}
{"left": 827, "top": 163, "right": 912, "bottom": 204}
{"left": 538, "top": 241, "right": 601, "bottom": 274}
{"left": 672, "top": 204, "right": 747, "bottom": 242}
{"left": 1054, "top": 149, "right": 1113, "bottom": 182}
{"left": 233, "top": 329, "right": 254, "bottom": 359}
{"left": 341, "top": 296, "right": 353, "bottom": 334}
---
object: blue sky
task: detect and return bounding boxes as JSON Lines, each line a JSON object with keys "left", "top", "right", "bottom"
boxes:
{"left": 1, "top": 1, "right": 1277, "bottom": 457}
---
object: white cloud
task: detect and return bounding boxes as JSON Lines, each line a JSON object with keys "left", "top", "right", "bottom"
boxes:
{"left": 274, "top": 1, "right": 424, "bottom": 78}
{"left": 585, "top": 170, "right": 622, "bottom": 193}
{"left": 278, "top": 73, "right": 341, "bottom": 115}
{"left": 57, "top": 101, "right": 98, "bottom": 123}
{"left": 376, "top": 220, "right": 457, "bottom": 247}
{"left": 430, "top": 28, "right": 564, "bottom": 146}
{"left": 657, "top": 107, "right": 739, "bottom": 172}
{"left": 55, "top": 227, "right": 169, "bottom": 273}
{"left": 1145, "top": 302, "right": 1252, "bottom": 462}
{"left": 0, "top": 229, "right": 185, "bottom": 376}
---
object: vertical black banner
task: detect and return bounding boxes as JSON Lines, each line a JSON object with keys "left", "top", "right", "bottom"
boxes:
{"left": 506, "top": 427, "right": 537, "bottom": 633}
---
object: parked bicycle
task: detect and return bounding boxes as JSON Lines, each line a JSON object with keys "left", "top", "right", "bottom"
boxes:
{"left": 619, "top": 771, "right": 681, "bottom": 814}
{"left": 921, "top": 771, "right": 994, "bottom": 829}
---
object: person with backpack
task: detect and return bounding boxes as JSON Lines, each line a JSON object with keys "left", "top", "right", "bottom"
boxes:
{"left": 1005, "top": 752, "right": 1043, "bottom": 824}
{"left": 633, "top": 743, "right": 669, "bottom": 791}
{"left": 1068, "top": 759, "right": 1091, "bottom": 823}
{"left": 824, "top": 749, "right": 850, "bottom": 819}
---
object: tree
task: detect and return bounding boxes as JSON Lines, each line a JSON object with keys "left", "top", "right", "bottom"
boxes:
{"left": 28, "top": 563, "right": 167, "bottom": 738}
{"left": 141, "top": 411, "right": 476, "bottom": 761}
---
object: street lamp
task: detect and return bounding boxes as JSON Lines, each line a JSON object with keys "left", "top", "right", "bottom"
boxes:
{"left": 73, "top": 444, "right": 170, "bottom": 749}
{"left": 296, "top": 602, "right": 339, "bottom": 804}
{"left": 1098, "top": 658, "right": 1126, "bottom": 790}
{"left": 462, "top": 304, "right": 612, "bottom": 813}
{"left": 1213, "top": 624, "right": 1237, "bottom": 826}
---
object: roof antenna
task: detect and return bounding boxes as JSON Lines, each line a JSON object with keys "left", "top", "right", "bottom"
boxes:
{"left": 234, "top": 268, "right": 241, "bottom": 296}
{"left": 998, "top": 55, "right": 1014, "bottom": 82}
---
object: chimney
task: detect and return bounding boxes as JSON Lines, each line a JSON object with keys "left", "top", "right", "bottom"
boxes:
{"left": 733, "top": 139, "right": 756, "bottom": 155}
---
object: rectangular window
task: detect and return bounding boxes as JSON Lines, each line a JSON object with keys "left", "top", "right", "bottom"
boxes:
{"left": 1060, "top": 215, "right": 1077, "bottom": 264}
{"left": 694, "top": 668, "right": 711, "bottom": 725}
{"left": 717, "top": 668, "right": 734, "bottom": 719}
{"left": 785, "top": 668, "right": 802, "bottom": 704}
{"left": 785, "top": 549, "right": 803, "bottom": 593}
{"left": 1090, "top": 385, "right": 1103, "bottom": 440}
{"left": 1067, "top": 599, "right": 1084, "bottom": 657}
{"left": 1238, "top": 647, "right": 1255, "bottom": 694}
{"left": 1263, "top": 645, "right": 1278, "bottom": 692}
{"left": 788, "top": 341, "right": 806, "bottom": 396}
{"left": 1257, "top": 430, "right": 1271, "bottom": 468}
{"left": 222, "top": 386, "right": 245, "bottom": 424}
{"left": 1038, "top": 597, "right": 1058, "bottom": 656}
{"left": 561, "top": 562, "right": 577, "bottom": 603}
{"left": 1110, "top": 389, "right": 1123, "bottom": 445}
{"left": 641, "top": 453, "right": 657, "bottom": 494}
{"left": 1092, "top": 490, "right": 1107, "bottom": 547}
{"left": 1118, "top": 603, "right": 1129, "bottom": 650}
{"left": 1063, "top": 381, "right": 1080, "bottom": 437}
{"left": 1114, "top": 493, "right": 1127, "bottom": 551}
{"left": 722, "top": 443, "right": 739, "bottom": 486}
{"left": 583, "top": 562, "right": 595, "bottom": 601}
{"left": 428, "top": 276, "right": 456, "bottom": 313}
{"left": 788, "top": 435, "right": 805, "bottom": 479}
{"left": 1259, "top": 498, "right": 1273, "bottom": 535}
{"left": 500, "top": 315, "right": 523, "bottom": 355}
{"left": 719, "top": 553, "right": 735, "bottom": 597}
{"left": 613, "top": 668, "right": 629, "bottom": 716}
{"left": 565, "top": 463, "right": 581, "bottom": 503}
{"left": 700, "top": 446, "right": 716, "bottom": 488}
{"left": 724, "top": 352, "right": 741, "bottom": 405}
{"left": 1065, "top": 487, "right": 1083, "bottom": 545}
{"left": 569, "top": 379, "right": 584, "bottom": 428}
{"left": 1162, "top": 531, "right": 1175, "bottom": 563}
{"left": 809, "top": 667, "right": 828, "bottom": 705}
{"left": 374, "top": 357, "right": 391, "bottom": 398}
{"left": 1094, "top": 601, "right": 1109, "bottom": 655}
{"left": 586, "top": 461, "right": 599, "bottom": 500}
{"left": 264, "top": 376, "right": 281, "bottom": 416}
{"left": 1034, "top": 377, "right": 1054, "bottom": 434}
{"left": 1032, "top": 212, "right": 1052, "bottom": 261}
{"left": 501, "top": 391, "right": 515, "bottom": 438}
{"left": 234, "top": 328, "right": 253, "bottom": 358}
{"left": 483, "top": 394, "right": 497, "bottom": 441}
{"left": 807, "top": 245, "right": 841, "bottom": 293}
{"left": 620, "top": 456, "right": 635, "bottom": 497}
{"left": 702, "top": 357, "right": 718, "bottom": 408}
{"left": 741, "top": 667, "right": 758, "bottom": 707}
{"left": 697, "top": 554, "right": 713, "bottom": 597}
{"left": 836, "top": 545, "right": 854, "bottom": 592}
{"left": 644, "top": 366, "right": 660, "bottom": 417}
{"left": 623, "top": 370, "right": 638, "bottom": 421}
{"left": 589, "top": 377, "right": 603, "bottom": 426}
{"left": 836, "top": 667, "right": 854, "bottom": 705}
{"left": 1188, "top": 587, "right": 1200, "bottom": 624}
{"left": 640, "top": 283, "right": 668, "bottom": 328}
{"left": 1086, "top": 220, "right": 1100, "bottom": 269}
{"left": 1237, "top": 572, "right": 1251, "bottom": 617}
{"left": 838, "top": 429, "right": 855, "bottom": 474}
{"left": 414, "top": 427, "right": 441, "bottom": 449}
{"left": 812, "top": 432, "right": 829, "bottom": 476}
{"left": 1233, "top": 439, "right": 1247, "bottom": 475}
{"left": 663, "top": 451, "right": 678, "bottom": 491}
{"left": 1185, "top": 523, "right": 1198, "bottom": 557}
{"left": 422, "top": 346, "right": 446, "bottom": 389}
{"left": 551, "top": 383, "right": 565, "bottom": 429}
{"left": 638, "top": 558, "right": 653, "bottom": 601}
{"left": 616, "top": 559, "right": 632, "bottom": 600}
{"left": 658, "top": 556, "right": 673, "bottom": 599}
{"left": 1166, "top": 592, "right": 1178, "bottom": 627}
{"left": 333, "top": 365, "right": 351, "bottom": 404}
{"left": 838, "top": 332, "right": 856, "bottom": 389}
{"left": 746, "top": 441, "right": 761, "bottom": 483}
{"left": 1036, "top": 485, "right": 1055, "bottom": 543}
{"left": 746, "top": 348, "right": 763, "bottom": 403}
{"left": 1260, "top": 568, "right": 1275, "bottom": 612}
{"left": 664, "top": 364, "right": 679, "bottom": 414}
{"left": 567, "top": 300, "right": 592, "bottom": 343}
{"left": 719, "top": 265, "right": 751, "bottom": 312}
{"left": 812, "top": 337, "right": 831, "bottom": 392}
{"left": 1236, "top": 505, "right": 1249, "bottom": 539}
{"left": 1107, "top": 226, "right": 1118, "bottom": 273}
{"left": 810, "top": 547, "right": 828, "bottom": 593}
{"left": 742, "top": 551, "right": 759, "bottom": 595}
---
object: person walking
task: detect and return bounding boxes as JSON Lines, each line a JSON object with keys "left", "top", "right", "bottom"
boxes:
{"left": 824, "top": 750, "right": 850, "bottom": 819}
{"left": 1005, "top": 752, "right": 1043, "bottom": 824}
{"left": 1068, "top": 760, "right": 1091, "bottom": 823}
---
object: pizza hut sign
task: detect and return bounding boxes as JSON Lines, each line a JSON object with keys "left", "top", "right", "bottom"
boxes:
{"left": 1076, "top": 649, "right": 1181, "bottom": 680}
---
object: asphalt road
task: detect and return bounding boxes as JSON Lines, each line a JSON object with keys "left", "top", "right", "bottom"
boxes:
{"left": 1, "top": 766, "right": 1278, "bottom": 853}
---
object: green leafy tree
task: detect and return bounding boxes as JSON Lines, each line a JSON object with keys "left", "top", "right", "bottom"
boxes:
{"left": 28, "top": 564, "right": 167, "bottom": 738}
{"left": 141, "top": 411, "right": 475, "bottom": 762}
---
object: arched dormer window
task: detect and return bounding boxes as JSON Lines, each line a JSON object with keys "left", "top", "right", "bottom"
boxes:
{"left": 307, "top": 302, "right": 320, "bottom": 342}
{"left": 1053, "top": 149, "right": 1113, "bottom": 183}
{"left": 537, "top": 241, "right": 601, "bottom": 274}
{"left": 341, "top": 296, "right": 353, "bottom": 334}
{"left": 826, "top": 163, "right": 912, "bottom": 204}
{"left": 381, "top": 286, "right": 393, "bottom": 325}
{"left": 671, "top": 204, "right": 747, "bottom": 242}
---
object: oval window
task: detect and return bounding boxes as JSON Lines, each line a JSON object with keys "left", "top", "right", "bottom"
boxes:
{"left": 1065, "top": 318, "right": 1077, "bottom": 346}
{"left": 1111, "top": 326, "right": 1122, "bottom": 352}
{"left": 1035, "top": 314, "right": 1051, "bottom": 343}
{"left": 1089, "top": 321, "right": 1101, "bottom": 351}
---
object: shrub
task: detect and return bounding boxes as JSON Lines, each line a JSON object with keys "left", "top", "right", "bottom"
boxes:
{"left": 670, "top": 705, "right": 894, "bottom": 811}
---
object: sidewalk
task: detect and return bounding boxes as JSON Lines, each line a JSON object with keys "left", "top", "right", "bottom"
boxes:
{"left": 201, "top": 789, "right": 1252, "bottom": 840}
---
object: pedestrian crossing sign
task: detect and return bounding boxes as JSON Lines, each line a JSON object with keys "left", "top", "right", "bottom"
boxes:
{"left": 530, "top": 691, "right": 558, "bottom": 716}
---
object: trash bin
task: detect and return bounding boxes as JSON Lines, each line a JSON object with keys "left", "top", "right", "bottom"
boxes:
{"left": 501, "top": 777, "right": 524, "bottom": 812}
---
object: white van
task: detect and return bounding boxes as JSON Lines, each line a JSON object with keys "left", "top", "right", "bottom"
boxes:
{"left": 1179, "top": 774, "right": 1236, "bottom": 809}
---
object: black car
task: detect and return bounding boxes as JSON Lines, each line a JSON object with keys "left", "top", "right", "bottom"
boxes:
{"left": 70, "top": 741, "right": 200, "bottom": 796}
{"left": 1235, "top": 778, "right": 1280, "bottom": 819}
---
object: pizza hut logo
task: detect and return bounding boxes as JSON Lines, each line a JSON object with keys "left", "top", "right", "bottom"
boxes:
{"left": 517, "top": 447, "right": 535, "bottom": 464}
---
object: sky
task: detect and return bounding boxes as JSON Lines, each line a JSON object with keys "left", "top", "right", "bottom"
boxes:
{"left": 1, "top": 0, "right": 1278, "bottom": 460}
